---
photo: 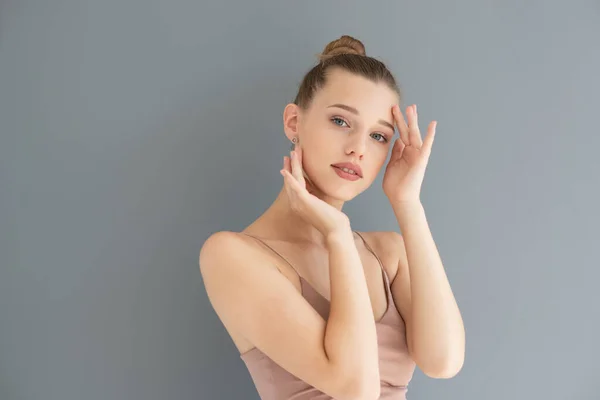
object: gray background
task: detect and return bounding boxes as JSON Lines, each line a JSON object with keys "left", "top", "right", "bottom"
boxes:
{"left": 1, "top": 1, "right": 599, "bottom": 399}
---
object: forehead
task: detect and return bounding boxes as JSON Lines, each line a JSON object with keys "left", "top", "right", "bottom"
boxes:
{"left": 311, "top": 68, "right": 399, "bottom": 112}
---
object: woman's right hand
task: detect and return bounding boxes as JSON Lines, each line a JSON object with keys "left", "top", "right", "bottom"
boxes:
{"left": 280, "top": 146, "right": 351, "bottom": 238}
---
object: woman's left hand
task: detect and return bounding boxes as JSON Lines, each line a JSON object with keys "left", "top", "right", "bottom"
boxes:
{"left": 382, "top": 104, "right": 437, "bottom": 204}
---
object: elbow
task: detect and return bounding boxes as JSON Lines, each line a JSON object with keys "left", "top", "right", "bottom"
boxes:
{"left": 422, "top": 358, "right": 464, "bottom": 379}
{"left": 330, "top": 358, "right": 381, "bottom": 400}
{"left": 413, "top": 340, "right": 465, "bottom": 379}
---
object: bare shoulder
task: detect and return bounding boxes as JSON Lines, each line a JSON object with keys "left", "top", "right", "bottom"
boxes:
{"left": 200, "top": 230, "right": 257, "bottom": 255}
{"left": 199, "top": 230, "right": 277, "bottom": 312}
{"left": 357, "top": 231, "right": 406, "bottom": 283}
{"left": 199, "top": 230, "right": 258, "bottom": 269}
{"left": 198, "top": 231, "right": 362, "bottom": 399}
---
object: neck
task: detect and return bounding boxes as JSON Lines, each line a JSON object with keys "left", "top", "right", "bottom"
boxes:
{"left": 253, "top": 184, "right": 347, "bottom": 247}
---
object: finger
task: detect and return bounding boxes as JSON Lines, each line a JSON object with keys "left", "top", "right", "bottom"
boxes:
{"left": 281, "top": 168, "right": 305, "bottom": 197}
{"left": 289, "top": 150, "right": 299, "bottom": 181}
{"left": 422, "top": 121, "right": 437, "bottom": 158}
{"left": 281, "top": 157, "right": 292, "bottom": 195}
{"left": 282, "top": 156, "right": 296, "bottom": 188}
{"left": 283, "top": 155, "right": 292, "bottom": 174}
{"left": 393, "top": 105, "right": 410, "bottom": 146}
{"left": 297, "top": 147, "right": 310, "bottom": 186}
{"left": 406, "top": 105, "right": 423, "bottom": 148}
{"left": 283, "top": 154, "right": 309, "bottom": 195}
{"left": 390, "top": 137, "right": 405, "bottom": 162}
{"left": 290, "top": 148, "right": 305, "bottom": 184}
{"left": 281, "top": 170, "right": 300, "bottom": 207}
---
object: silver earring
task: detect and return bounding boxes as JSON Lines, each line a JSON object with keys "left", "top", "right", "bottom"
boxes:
{"left": 290, "top": 137, "right": 298, "bottom": 150}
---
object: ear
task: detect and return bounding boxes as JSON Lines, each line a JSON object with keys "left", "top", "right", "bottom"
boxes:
{"left": 283, "top": 103, "right": 301, "bottom": 142}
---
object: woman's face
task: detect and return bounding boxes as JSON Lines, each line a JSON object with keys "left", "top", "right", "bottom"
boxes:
{"left": 285, "top": 68, "right": 399, "bottom": 201}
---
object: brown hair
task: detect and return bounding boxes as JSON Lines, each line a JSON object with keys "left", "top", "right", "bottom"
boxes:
{"left": 293, "top": 35, "right": 401, "bottom": 109}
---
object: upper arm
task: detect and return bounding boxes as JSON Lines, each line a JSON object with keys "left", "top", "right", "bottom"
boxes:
{"left": 199, "top": 231, "right": 361, "bottom": 400}
{"left": 382, "top": 231, "right": 415, "bottom": 357}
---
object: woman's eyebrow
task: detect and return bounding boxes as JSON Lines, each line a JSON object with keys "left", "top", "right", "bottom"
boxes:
{"left": 327, "top": 103, "right": 395, "bottom": 132}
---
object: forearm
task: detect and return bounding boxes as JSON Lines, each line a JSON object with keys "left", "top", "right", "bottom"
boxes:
{"left": 392, "top": 201, "right": 465, "bottom": 377}
{"left": 324, "top": 228, "right": 380, "bottom": 391}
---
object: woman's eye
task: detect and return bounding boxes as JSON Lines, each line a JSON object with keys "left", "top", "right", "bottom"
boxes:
{"left": 371, "top": 133, "right": 388, "bottom": 143}
{"left": 331, "top": 117, "right": 348, "bottom": 127}
{"left": 331, "top": 117, "right": 387, "bottom": 143}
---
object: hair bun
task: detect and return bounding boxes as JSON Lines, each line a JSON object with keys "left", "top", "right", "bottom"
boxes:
{"left": 318, "top": 35, "right": 366, "bottom": 62}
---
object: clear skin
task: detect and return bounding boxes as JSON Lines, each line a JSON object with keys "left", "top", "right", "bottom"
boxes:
{"left": 200, "top": 67, "right": 465, "bottom": 398}
{"left": 274, "top": 67, "right": 403, "bottom": 245}
{"left": 274, "top": 67, "right": 464, "bottom": 378}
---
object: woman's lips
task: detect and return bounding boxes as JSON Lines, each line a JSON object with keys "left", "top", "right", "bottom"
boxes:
{"left": 332, "top": 166, "right": 361, "bottom": 181}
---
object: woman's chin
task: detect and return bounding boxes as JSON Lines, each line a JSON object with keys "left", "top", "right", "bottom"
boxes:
{"left": 320, "top": 185, "right": 363, "bottom": 203}
{"left": 306, "top": 174, "right": 366, "bottom": 202}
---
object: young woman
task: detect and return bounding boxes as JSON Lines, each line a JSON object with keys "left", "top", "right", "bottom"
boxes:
{"left": 200, "top": 35, "right": 465, "bottom": 400}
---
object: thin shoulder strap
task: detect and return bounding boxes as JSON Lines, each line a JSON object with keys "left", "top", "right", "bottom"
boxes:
{"left": 353, "top": 231, "right": 391, "bottom": 286}
{"left": 239, "top": 232, "right": 302, "bottom": 276}
{"left": 242, "top": 231, "right": 390, "bottom": 285}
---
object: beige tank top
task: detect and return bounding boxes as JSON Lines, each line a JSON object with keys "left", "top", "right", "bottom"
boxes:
{"left": 239, "top": 231, "right": 416, "bottom": 399}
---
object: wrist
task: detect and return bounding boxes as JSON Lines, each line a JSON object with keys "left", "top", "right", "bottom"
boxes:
{"left": 391, "top": 199, "right": 423, "bottom": 212}
{"left": 392, "top": 201, "right": 424, "bottom": 223}
{"left": 325, "top": 226, "right": 354, "bottom": 247}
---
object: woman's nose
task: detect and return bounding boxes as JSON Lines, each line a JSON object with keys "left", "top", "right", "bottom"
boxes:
{"left": 344, "top": 132, "right": 367, "bottom": 159}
